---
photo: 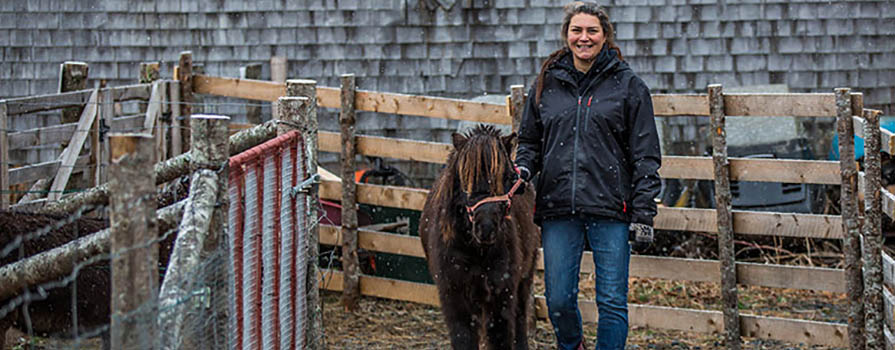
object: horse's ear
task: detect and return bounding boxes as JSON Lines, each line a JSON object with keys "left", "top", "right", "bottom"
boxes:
{"left": 501, "top": 132, "right": 517, "bottom": 153}
{"left": 451, "top": 132, "right": 467, "bottom": 150}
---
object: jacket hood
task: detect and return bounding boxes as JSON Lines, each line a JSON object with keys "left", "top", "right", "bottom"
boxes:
{"left": 552, "top": 45, "right": 628, "bottom": 80}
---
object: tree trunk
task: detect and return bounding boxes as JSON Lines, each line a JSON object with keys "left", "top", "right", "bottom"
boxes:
{"left": 29, "top": 120, "right": 278, "bottom": 216}
{"left": 157, "top": 170, "right": 219, "bottom": 350}
{"left": 0, "top": 201, "right": 185, "bottom": 301}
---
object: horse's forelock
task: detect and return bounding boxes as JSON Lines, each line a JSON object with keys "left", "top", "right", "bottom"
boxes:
{"left": 456, "top": 136, "right": 508, "bottom": 196}
{"left": 432, "top": 126, "right": 512, "bottom": 243}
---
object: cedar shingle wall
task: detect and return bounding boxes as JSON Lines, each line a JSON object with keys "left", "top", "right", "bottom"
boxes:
{"left": 2, "top": 0, "right": 892, "bottom": 184}
{"left": 2, "top": 0, "right": 891, "bottom": 114}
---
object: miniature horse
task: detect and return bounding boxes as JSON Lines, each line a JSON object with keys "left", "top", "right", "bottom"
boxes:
{"left": 420, "top": 125, "right": 539, "bottom": 349}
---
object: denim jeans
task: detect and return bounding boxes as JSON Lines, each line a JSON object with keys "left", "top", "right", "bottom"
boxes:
{"left": 542, "top": 216, "right": 630, "bottom": 350}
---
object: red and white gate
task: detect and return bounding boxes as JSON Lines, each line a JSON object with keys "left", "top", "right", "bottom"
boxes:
{"left": 228, "top": 130, "right": 309, "bottom": 350}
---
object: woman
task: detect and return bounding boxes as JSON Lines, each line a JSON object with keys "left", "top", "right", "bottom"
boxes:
{"left": 514, "top": 2, "right": 661, "bottom": 349}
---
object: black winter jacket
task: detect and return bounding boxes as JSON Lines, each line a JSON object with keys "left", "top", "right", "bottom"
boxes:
{"left": 516, "top": 48, "right": 661, "bottom": 226}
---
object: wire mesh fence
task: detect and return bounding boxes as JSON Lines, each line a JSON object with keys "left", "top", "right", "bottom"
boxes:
{"left": 1, "top": 94, "right": 321, "bottom": 349}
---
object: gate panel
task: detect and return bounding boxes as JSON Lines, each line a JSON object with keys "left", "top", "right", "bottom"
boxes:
{"left": 228, "top": 131, "right": 308, "bottom": 350}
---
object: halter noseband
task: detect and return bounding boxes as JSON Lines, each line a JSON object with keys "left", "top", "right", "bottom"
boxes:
{"left": 465, "top": 177, "right": 524, "bottom": 222}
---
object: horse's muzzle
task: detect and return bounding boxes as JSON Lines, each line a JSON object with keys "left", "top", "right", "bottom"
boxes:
{"left": 470, "top": 209, "right": 502, "bottom": 245}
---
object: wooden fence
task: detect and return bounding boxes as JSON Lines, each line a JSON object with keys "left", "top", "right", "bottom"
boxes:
{"left": 191, "top": 66, "right": 895, "bottom": 349}
{"left": 1, "top": 70, "right": 185, "bottom": 210}
{"left": 0, "top": 52, "right": 322, "bottom": 349}
{"left": 4, "top": 50, "right": 893, "bottom": 349}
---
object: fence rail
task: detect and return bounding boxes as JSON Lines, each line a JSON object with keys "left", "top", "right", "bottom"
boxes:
{"left": 6, "top": 56, "right": 894, "bottom": 349}
{"left": 882, "top": 251, "right": 895, "bottom": 347}
{"left": 187, "top": 72, "right": 895, "bottom": 348}
{"left": 4, "top": 83, "right": 151, "bottom": 116}
{"left": 317, "top": 225, "right": 845, "bottom": 293}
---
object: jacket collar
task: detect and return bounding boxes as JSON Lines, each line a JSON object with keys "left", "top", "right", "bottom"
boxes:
{"left": 557, "top": 44, "right": 616, "bottom": 74}
{"left": 551, "top": 45, "right": 623, "bottom": 89}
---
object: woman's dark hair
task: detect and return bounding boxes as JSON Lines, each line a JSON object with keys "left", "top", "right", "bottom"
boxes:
{"left": 534, "top": 1, "right": 623, "bottom": 104}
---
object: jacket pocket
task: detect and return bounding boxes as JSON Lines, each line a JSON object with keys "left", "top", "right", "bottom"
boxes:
{"left": 615, "top": 160, "right": 632, "bottom": 205}
{"left": 611, "top": 159, "right": 625, "bottom": 206}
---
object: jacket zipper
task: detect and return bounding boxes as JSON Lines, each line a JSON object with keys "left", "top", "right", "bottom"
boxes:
{"left": 572, "top": 96, "right": 594, "bottom": 214}
{"left": 571, "top": 96, "right": 582, "bottom": 214}
{"left": 583, "top": 96, "right": 593, "bottom": 133}
{"left": 561, "top": 60, "right": 618, "bottom": 216}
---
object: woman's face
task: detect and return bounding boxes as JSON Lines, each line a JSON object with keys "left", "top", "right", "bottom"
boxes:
{"left": 566, "top": 13, "right": 605, "bottom": 67}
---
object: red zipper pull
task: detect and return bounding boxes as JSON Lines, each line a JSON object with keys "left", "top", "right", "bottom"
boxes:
{"left": 623, "top": 201, "right": 627, "bottom": 213}
{"left": 578, "top": 96, "right": 582, "bottom": 105}
{"left": 587, "top": 96, "right": 593, "bottom": 106}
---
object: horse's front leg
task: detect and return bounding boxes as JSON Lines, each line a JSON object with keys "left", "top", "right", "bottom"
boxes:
{"left": 513, "top": 277, "right": 534, "bottom": 350}
{"left": 439, "top": 286, "right": 482, "bottom": 350}
{"left": 485, "top": 285, "right": 516, "bottom": 349}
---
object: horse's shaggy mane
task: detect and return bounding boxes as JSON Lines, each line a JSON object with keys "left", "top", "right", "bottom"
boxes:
{"left": 430, "top": 124, "right": 512, "bottom": 243}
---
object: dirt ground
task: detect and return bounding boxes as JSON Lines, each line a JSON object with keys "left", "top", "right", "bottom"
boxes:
{"left": 322, "top": 274, "right": 848, "bottom": 350}
{"left": 0, "top": 275, "right": 852, "bottom": 350}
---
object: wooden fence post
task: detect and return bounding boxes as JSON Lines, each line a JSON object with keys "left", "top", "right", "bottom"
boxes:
{"left": 138, "top": 63, "right": 169, "bottom": 164}
{"left": 836, "top": 88, "right": 864, "bottom": 350}
{"left": 58, "top": 62, "right": 90, "bottom": 193}
{"left": 286, "top": 79, "right": 321, "bottom": 350}
{"left": 510, "top": 85, "right": 525, "bottom": 135}
{"left": 709, "top": 84, "right": 740, "bottom": 350}
{"left": 240, "top": 63, "right": 263, "bottom": 124}
{"left": 275, "top": 97, "right": 307, "bottom": 135}
{"left": 270, "top": 56, "right": 288, "bottom": 119}
{"left": 59, "top": 61, "right": 89, "bottom": 124}
{"left": 140, "top": 62, "right": 161, "bottom": 83}
{"left": 139, "top": 62, "right": 161, "bottom": 114}
{"left": 509, "top": 84, "right": 538, "bottom": 332}
{"left": 158, "top": 114, "right": 229, "bottom": 349}
{"left": 108, "top": 133, "right": 158, "bottom": 350}
{"left": 89, "top": 80, "right": 106, "bottom": 190}
{"left": 863, "top": 108, "right": 885, "bottom": 350}
{"left": 1, "top": 101, "right": 8, "bottom": 209}
{"left": 169, "top": 81, "right": 183, "bottom": 157}
{"left": 272, "top": 96, "right": 309, "bottom": 348}
{"left": 159, "top": 81, "right": 170, "bottom": 163}
{"left": 339, "top": 74, "right": 360, "bottom": 311}
{"left": 194, "top": 114, "right": 231, "bottom": 350}
{"left": 177, "top": 52, "right": 193, "bottom": 152}
{"left": 96, "top": 82, "right": 115, "bottom": 187}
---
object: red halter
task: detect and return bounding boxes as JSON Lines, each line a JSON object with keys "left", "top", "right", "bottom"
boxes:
{"left": 465, "top": 177, "right": 524, "bottom": 222}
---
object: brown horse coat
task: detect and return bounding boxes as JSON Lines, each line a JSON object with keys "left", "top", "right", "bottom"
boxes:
{"left": 420, "top": 125, "right": 539, "bottom": 349}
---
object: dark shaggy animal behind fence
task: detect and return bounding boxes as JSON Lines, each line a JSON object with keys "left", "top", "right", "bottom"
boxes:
{"left": 420, "top": 125, "right": 540, "bottom": 349}
{"left": 0, "top": 210, "right": 175, "bottom": 350}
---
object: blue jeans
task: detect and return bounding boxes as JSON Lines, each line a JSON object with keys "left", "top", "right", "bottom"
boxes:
{"left": 542, "top": 216, "right": 630, "bottom": 350}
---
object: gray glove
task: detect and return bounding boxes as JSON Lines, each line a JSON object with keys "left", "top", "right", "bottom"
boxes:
{"left": 629, "top": 223, "right": 654, "bottom": 245}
